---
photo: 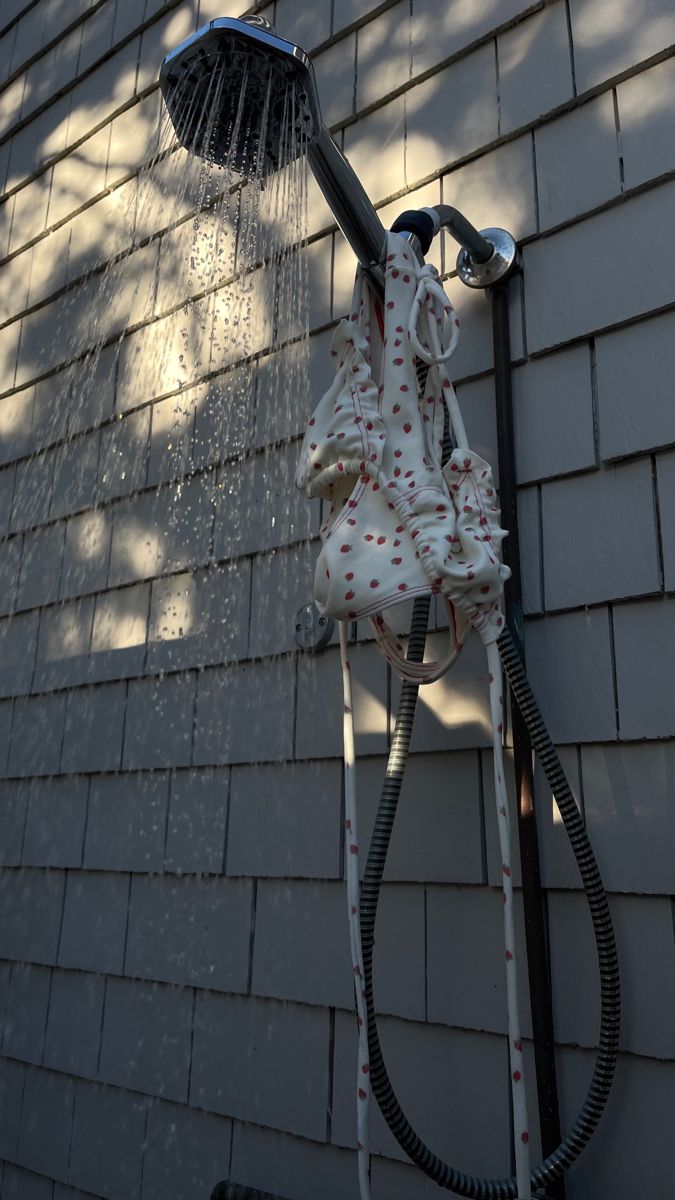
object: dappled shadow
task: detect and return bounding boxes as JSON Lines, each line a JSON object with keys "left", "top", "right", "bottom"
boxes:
{"left": 567, "top": 0, "right": 675, "bottom": 89}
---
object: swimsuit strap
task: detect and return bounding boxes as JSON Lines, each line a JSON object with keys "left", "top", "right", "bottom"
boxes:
{"left": 369, "top": 597, "right": 468, "bottom": 684}
{"left": 407, "top": 264, "right": 469, "bottom": 451}
{"left": 339, "top": 621, "right": 371, "bottom": 1200}
{"left": 407, "top": 265, "right": 460, "bottom": 365}
{"left": 486, "top": 639, "right": 532, "bottom": 1199}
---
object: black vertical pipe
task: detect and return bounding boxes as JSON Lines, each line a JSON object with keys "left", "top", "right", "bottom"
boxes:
{"left": 490, "top": 282, "right": 565, "bottom": 1199}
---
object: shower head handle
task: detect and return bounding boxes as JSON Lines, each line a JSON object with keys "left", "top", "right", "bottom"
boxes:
{"left": 308, "top": 127, "right": 387, "bottom": 295}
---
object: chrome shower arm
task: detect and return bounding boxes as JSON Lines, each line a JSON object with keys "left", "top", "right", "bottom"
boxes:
{"left": 308, "top": 127, "right": 387, "bottom": 295}
{"left": 432, "top": 204, "right": 493, "bottom": 263}
{"left": 306, "top": 133, "right": 518, "bottom": 294}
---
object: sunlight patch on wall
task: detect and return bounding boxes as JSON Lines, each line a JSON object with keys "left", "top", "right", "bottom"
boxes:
{"left": 418, "top": 679, "right": 492, "bottom": 739}
{"left": 91, "top": 583, "right": 149, "bottom": 652}
{"left": 148, "top": 573, "right": 197, "bottom": 643}
{"left": 42, "top": 602, "right": 92, "bottom": 661}
{"left": 0, "top": 387, "right": 33, "bottom": 442}
{"left": 74, "top": 508, "right": 110, "bottom": 561}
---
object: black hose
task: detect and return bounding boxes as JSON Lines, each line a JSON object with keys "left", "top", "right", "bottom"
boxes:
{"left": 360, "top": 623, "right": 620, "bottom": 1198}
{"left": 210, "top": 1185, "right": 290, "bottom": 1200}
{"left": 491, "top": 282, "right": 563, "bottom": 1192}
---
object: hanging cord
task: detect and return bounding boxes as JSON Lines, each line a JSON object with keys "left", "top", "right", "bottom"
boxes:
{"left": 359, "top": 621, "right": 621, "bottom": 1198}
{"left": 486, "top": 639, "right": 530, "bottom": 1198}
{"left": 359, "top": 258, "right": 618, "bottom": 1196}
{"left": 339, "top": 620, "right": 372, "bottom": 1200}
{"left": 407, "top": 267, "right": 467, "bottom": 448}
{"left": 339, "top": 253, "right": 617, "bottom": 1196}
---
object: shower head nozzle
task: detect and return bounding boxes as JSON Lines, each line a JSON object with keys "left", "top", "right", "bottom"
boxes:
{"left": 159, "top": 17, "right": 322, "bottom": 176}
{"left": 160, "top": 16, "right": 387, "bottom": 291}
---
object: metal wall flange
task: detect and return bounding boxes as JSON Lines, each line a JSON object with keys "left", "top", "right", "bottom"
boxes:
{"left": 456, "top": 227, "right": 520, "bottom": 288}
{"left": 294, "top": 602, "right": 334, "bottom": 651}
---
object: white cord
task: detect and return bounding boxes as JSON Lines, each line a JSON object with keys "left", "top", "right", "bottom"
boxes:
{"left": 407, "top": 267, "right": 460, "bottom": 364}
{"left": 486, "top": 639, "right": 532, "bottom": 1200}
{"left": 339, "top": 620, "right": 371, "bottom": 1200}
{"left": 407, "top": 266, "right": 468, "bottom": 449}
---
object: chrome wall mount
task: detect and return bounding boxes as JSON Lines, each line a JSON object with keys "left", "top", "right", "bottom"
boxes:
{"left": 456, "top": 227, "right": 520, "bottom": 288}
{"left": 294, "top": 603, "right": 334, "bottom": 651}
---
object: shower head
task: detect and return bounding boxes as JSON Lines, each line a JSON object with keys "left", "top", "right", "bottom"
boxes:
{"left": 159, "top": 16, "right": 322, "bottom": 175}
{"left": 159, "top": 19, "right": 511, "bottom": 297}
{"left": 160, "top": 16, "right": 387, "bottom": 289}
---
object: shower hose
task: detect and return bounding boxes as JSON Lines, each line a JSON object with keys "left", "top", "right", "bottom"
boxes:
{"left": 359, "top": 596, "right": 621, "bottom": 1200}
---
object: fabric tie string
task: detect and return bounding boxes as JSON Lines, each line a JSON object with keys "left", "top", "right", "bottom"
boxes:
{"left": 339, "top": 621, "right": 371, "bottom": 1200}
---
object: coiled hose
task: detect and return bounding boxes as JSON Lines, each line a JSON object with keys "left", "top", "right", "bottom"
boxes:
{"left": 360, "top": 607, "right": 620, "bottom": 1199}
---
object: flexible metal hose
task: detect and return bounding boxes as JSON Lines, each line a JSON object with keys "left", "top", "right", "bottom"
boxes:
{"left": 210, "top": 1185, "right": 287, "bottom": 1200}
{"left": 360, "top": 620, "right": 620, "bottom": 1199}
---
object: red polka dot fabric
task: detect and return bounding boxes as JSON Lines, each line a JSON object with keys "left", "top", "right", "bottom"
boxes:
{"left": 295, "top": 233, "right": 511, "bottom": 652}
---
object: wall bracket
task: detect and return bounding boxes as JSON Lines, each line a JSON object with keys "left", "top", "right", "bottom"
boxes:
{"left": 456, "top": 226, "right": 520, "bottom": 288}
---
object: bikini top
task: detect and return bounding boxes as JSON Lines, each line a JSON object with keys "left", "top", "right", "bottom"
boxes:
{"left": 295, "top": 230, "right": 511, "bottom": 682}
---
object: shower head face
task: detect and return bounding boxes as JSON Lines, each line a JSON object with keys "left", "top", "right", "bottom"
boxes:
{"left": 159, "top": 17, "right": 322, "bottom": 176}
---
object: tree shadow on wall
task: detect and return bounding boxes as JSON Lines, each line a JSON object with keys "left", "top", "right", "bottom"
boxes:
{"left": 2, "top": 25, "right": 334, "bottom": 697}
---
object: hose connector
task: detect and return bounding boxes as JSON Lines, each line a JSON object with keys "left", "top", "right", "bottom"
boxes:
{"left": 390, "top": 208, "right": 437, "bottom": 254}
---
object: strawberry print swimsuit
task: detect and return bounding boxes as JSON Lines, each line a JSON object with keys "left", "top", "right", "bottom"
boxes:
{"left": 296, "top": 233, "right": 510, "bottom": 665}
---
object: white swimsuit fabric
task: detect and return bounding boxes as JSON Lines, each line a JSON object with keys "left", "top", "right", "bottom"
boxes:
{"left": 296, "top": 232, "right": 532, "bottom": 1200}
{"left": 295, "top": 233, "right": 511, "bottom": 658}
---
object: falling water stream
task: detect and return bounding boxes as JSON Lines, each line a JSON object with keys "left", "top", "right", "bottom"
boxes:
{"left": 11, "top": 62, "right": 316, "bottom": 699}
{"left": 0, "top": 53, "right": 401, "bottom": 1198}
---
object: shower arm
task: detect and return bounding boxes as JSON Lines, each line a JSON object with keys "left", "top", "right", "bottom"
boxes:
{"left": 308, "top": 128, "right": 388, "bottom": 295}
{"left": 434, "top": 203, "right": 493, "bottom": 262}
{"left": 308, "top": 127, "right": 515, "bottom": 295}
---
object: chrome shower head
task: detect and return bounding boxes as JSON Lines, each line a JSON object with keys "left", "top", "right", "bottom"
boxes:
{"left": 160, "top": 15, "right": 387, "bottom": 290}
{"left": 159, "top": 16, "right": 322, "bottom": 175}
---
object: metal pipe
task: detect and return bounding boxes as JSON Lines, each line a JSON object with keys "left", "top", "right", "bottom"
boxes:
{"left": 308, "top": 127, "right": 387, "bottom": 295}
{"left": 306, "top": 136, "right": 495, "bottom": 295}
{"left": 491, "top": 284, "right": 565, "bottom": 1199}
{"left": 433, "top": 203, "right": 494, "bottom": 262}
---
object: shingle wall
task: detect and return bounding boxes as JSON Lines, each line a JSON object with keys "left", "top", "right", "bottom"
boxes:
{"left": 0, "top": 0, "right": 673, "bottom": 1198}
